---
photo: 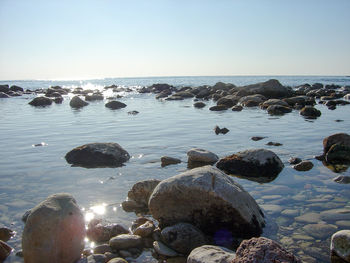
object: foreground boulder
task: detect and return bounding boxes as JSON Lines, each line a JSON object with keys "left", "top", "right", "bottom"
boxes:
{"left": 28, "top": 96, "right": 52, "bottom": 107}
{"left": 187, "top": 245, "right": 236, "bottom": 263}
{"left": 22, "top": 193, "right": 85, "bottom": 263}
{"left": 149, "top": 166, "right": 265, "bottom": 238}
{"left": 70, "top": 96, "right": 89, "bottom": 108}
{"left": 232, "top": 237, "right": 301, "bottom": 263}
{"left": 331, "top": 230, "right": 350, "bottom": 263}
{"left": 65, "top": 142, "right": 130, "bottom": 168}
{"left": 216, "top": 149, "right": 284, "bottom": 183}
{"left": 323, "top": 133, "right": 350, "bottom": 164}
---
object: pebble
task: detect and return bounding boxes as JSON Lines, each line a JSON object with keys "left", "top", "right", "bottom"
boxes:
{"left": 153, "top": 241, "right": 179, "bottom": 257}
{"left": 295, "top": 212, "right": 321, "bottom": 224}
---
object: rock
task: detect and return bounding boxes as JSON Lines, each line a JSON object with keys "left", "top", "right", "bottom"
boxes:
{"left": 22, "top": 193, "right": 85, "bottom": 263}
{"left": 300, "top": 106, "right": 321, "bottom": 119}
{"left": 194, "top": 102, "right": 206, "bottom": 108}
{"left": 331, "top": 230, "right": 350, "bottom": 263}
{"left": 302, "top": 223, "right": 337, "bottom": 239}
{"left": 239, "top": 94, "right": 266, "bottom": 106}
{"left": 121, "top": 199, "right": 147, "bottom": 212}
{"left": 266, "top": 105, "right": 292, "bottom": 115}
{"left": 238, "top": 79, "right": 293, "bottom": 99}
{"left": 293, "top": 160, "right": 314, "bottom": 171}
{"left": 0, "top": 85, "right": 9, "bottom": 93}
{"left": 232, "top": 237, "right": 301, "bottom": 263}
{"left": 288, "top": 157, "right": 302, "bottom": 165}
{"left": 266, "top": 142, "right": 283, "bottom": 146}
{"left": 105, "top": 101, "right": 127, "bottom": 109}
{"left": 251, "top": 136, "right": 267, "bottom": 141}
{"left": 187, "top": 148, "right": 219, "bottom": 165}
{"left": 295, "top": 212, "right": 321, "bottom": 224}
{"left": 28, "top": 96, "right": 53, "bottom": 107}
{"left": 326, "top": 144, "right": 350, "bottom": 164}
{"left": 109, "top": 234, "right": 143, "bottom": 250}
{"left": 85, "top": 254, "right": 106, "bottom": 263}
{"left": 283, "top": 96, "right": 309, "bottom": 106}
{"left": 148, "top": 166, "right": 265, "bottom": 238}
{"left": 133, "top": 221, "right": 155, "bottom": 237}
{"left": 209, "top": 105, "right": 228, "bottom": 111}
{"left": 127, "top": 179, "right": 161, "bottom": 207}
{"left": 214, "top": 126, "right": 229, "bottom": 135}
{"left": 70, "top": 96, "right": 89, "bottom": 108}
{"left": 231, "top": 105, "right": 243, "bottom": 111}
{"left": 106, "top": 258, "right": 128, "bottom": 263}
{"left": 323, "top": 133, "right": 350, "bottom": 154}
{"left": 0, "top": 227, "right": 14, "bottom": 242}
{"left": 153, "top": 241, "right": 179, "bottom": 257}
{"left": 320, "top": 208, "right": 350, "bottom": 222}
{"left": 187, "top": 245, "right": 235, "bottom": 263}
{"left": 0, "top": 92, "right": 10, "bottom": 98}
{"left": 260, "top": 99, "right": 289, "bottom": 109}
{"left": 93, "top": 244, "right": 112, "bottom": 254}
{"left": 161, "top": 223, "right": 207, "bottom": 255}
{"left": 216, "top": 96, "right": 238, "bottom": 108}
{"left": 161, "top": 156, "right": 181, "bottom": 167}
{"left": 87, "top": 219, "right": 129, "bottom": 243}
{"left": 0, "top": 240, "right": 12, "bottom": 262}
{"left": 10, "top": 85, "right": 23, "bottom": 92}
{"left": 216, "top": 149, "right": 284, "bottom": 181}
{"left": 85, "top": 94, "right": 104, "bottom": 101}
{"left": 333, "top": 175, "right": 350, "bottom": 184}
{"left": 65, "top": 142, "right": 130, "bottom": 168}
{"left": 127, "top": 110, "right": 139, "bottom": 115}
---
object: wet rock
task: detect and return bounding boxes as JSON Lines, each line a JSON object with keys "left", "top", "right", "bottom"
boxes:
{"left": 127, "top": 179, "right": 161, "bottom": 208}
{"left": 121, "top": 199, "right": 146, "bottom": 212}
{"left": 131, "top": 217, "right": 149, "bottom": 232}
{"left": 0, "top": 85, "right": 9, "bottom": 93}
{"left": 295, "top": 212, "right": 321, "bottom": 224}
{"left": 65, "top": 142, "right": 130, "bottom": 168}
{"left": 333, "top": 175, "right": 350, "bottom": 184}
{"left": 93, "top": 244, "right": 112, "bottom": 254}
{"left": 70, "top": 96, "right": 89, "bottom": 108}
{"left": 303, "top": 223, "right": 338, "bottom": 239}
{"left": 0, "top": 92, "right": 10, "bottom": 98}
{"left": 85, "top": 94, "right": 104, "bottom": 101}
{"left": 239, "top": 94, "right": 266, "bottom": 106}
{"left": 214, "top": 126, "right": 229, "bottom": 135}
{"left": 87, "top": 219, "right": 129, "bottom": 243}
{"left": 0, "top": 227, "right": 14, "bottom": 242}
{"left": 105, "top": 101, "right": 127, "bottom": 110}
{"left": 161, "top": 223, "right": 207, "bottom": 255}
{"left": 148, "top": 166, "right": 265, "bottom": 238}
{"left": 106, "top": 258, "right": 128, "bottom": 263}
{"left": 153, "top": 241, "right": 179, "bottom": 257}
{"left": 323, "top": 133, "right": 350, "bottom": 154}
{"left": 216, "top": 96, "right": 238, "bottom": 108}
{"left": 251, "top": 136, "right": 267, "bottom": 141}
{"left": 326, "top": 144, "right": 350, "bottom": 164}
{"left": 127, "top": 110, "right": 139, "bottom": 115}
{"left": 266, "top": 105, "right": 292, "bottom": 115}
{"left": 320, "top": 208, "right": 350, "bottom": 222}
{"left": 231, "top": 105, "right": 243, "bottom": 111}
{"left": 261, "top": 99, "right": 289, "bottom": 109}
{"left": 288, "top": 157, "right": 302, "bottom": 165}
{"left": 331, "top": 230, "right": 350, "bottom": 263}
{"left": 109, "top": 234, "right": 143, "bottom": 250}
{"left": 300, "top": 106, "right": 321, "bottom": 119}
{"left": 293, "top": 160, "right": 314, "bottom": 171}
{"left": 187, "top": 245, "right": 235, "bottom": 263}
{"left": 22, "top": 193, "right": 85, "bottom": 263}
{"left": 10, "top": 85, "right": 23, "bottom": 92}
{"left": 133, "top": 221, "right": 155, "bottom": 238}
{"left": 84, "top": 254, "right": 106, "bottom": 263}
{"left": 187, "top": 148, "right": 219, "bottom": 165}
{"left": 0, "top": 240, "right": 12, "bottom": 262}
{"left": 238, "top": 79, "right": 293, "bottom": 99}
{"left": 216, "top": 148, "right": 284, "bottom": 180}
{"left": 28, "top": 96, "right": 53, "bottom": 106}
{"left": 193, "top": 102, "right": 206, "bottom": 108}
{"left": 209, "top": 105, "right": 228, "bottom": 111}
{"left": 232, "top": 237, "right": 301, "bottom": 263}
{"left": 266, "top": 141, "right": 283, "bottom": 146}
{"left": 161, "top": 156, "right": 181, "bottom": 167}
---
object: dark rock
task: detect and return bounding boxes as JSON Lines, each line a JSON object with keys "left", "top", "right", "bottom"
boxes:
{"left": 0, "top": 85, "right": 9, "bottom": 93}
{"left": 93, "top": 244, "right": 112, "bottom": 254}
{"left": 0, "top": 227, "right": 14, "bottom": 242}
{"left": 105, "top": 101, "right": 127, "bottom": 110}
{"left": 10, "top": 85, "right": 23, "bottom": 92}
{"left": 161, "top": 156, "right": 181, "bottom": 167}
{"left": 300, "top": 106, "right": 321, "bottom": 119}
{"left": 242, "top": 100, "right": 260, "bottom": 107}
{"left": 156, "top": 90, "right": 172, "bottom": 99}
{"left": 323, "top": 133, "right": 350, "bottom": 155}
{"left": 209, "top": 105, "right": 228, "bottom": 111}
{"left": 251, "top": 136, "right": 267, "bottom": 141}
{"left": 0, "top": 92, "right": 10, "bottom": 98}
{"left": 150, "top": 83, "right": 175, "bottom": 93}
{"left": 53, "top": 96, "right": 64, "bottom": 104}
{"left": 266, "top": 105, "right": 292, "bottom": 115}
{"left": 232, "top": 105, "right": 243, "bottom": 111}
{"left": 266, "top": 142, "right": 283, "bottom": 146}
{"left": 283, "top": 96, "right": 309, "bottom": 106}
{"left": 133, "top": 220, "right": 155, "bottom": 238}
{"left": 216, "top": 96, "right": 238, "bottom": 108}
{"left": 187, "top": 148, "right": 219, "bottom": 165}
{"left": 85, "top": 94, "right": 104, "bottom": 101}
{"left": 214, "top": 126, "right": 229, "bottom": 135}
{"left": 194, "top": 102, "right": 206, "bottom": 108}
{"left": 70, "top": 96, "right": 89, "bottom": 108}
{"left": 0, "top": 240, "right": 12, "bottom": 262}
{"left": 238, "top": 79, "right": 293, "bottom": 99}
{"left": 326, "top": 144, "right": 350, "bottom": 164}
{"left": 333, "top": 175, "right": 350, "bottom": 184}
{"left": 28, "top": 96, "right": 53, "bottom": 107}
{"left": 293, "top": 160, "right": 314, "bottom": 171}
{"left": 288, "top": 157, "right": 302, "bottom": 165}
{"left": 65, "top": 142, "right": 130, "bottom": 168}
{"left": 232, "top": 237, "right": 301, "bottom": 263}
{"left": 87, "top": 219, "right": 129, "bottom": 243}
{"left": 260, "top": 99, "right": 289, "bottom": 109}
{"left": 127, "top": 110, "right": 139, "bottom": 115}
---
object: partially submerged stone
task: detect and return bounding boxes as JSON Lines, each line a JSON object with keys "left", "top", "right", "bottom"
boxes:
{"left": 105, "top": 100, "right": 127, "bottom": 109}
{"left": 331, "top": 230, "right": 350, "bottom": 263}
{"left": 187, "top": 148, "right": 219, "bottom": 165}
{"left": 28, "top": 96, "right": 52, "bottom": 107}
{"left": 293, "top": 160, "right": 314, "bottom": 171}
{"left": 70, "top": 96, "right": 89, "bottom": 108}
{"left": 161, "top": 156, "right": 181, "bottom": 167}
{"left": 187, "top": 245, "right": 235, "bottom": 263}
{"left": 300, "top": 106, "right": 321, "bottom": 119}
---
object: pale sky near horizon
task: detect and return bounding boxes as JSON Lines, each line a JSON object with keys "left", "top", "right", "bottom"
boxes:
{"left": 0, "top": 0, "right": 349, "bottom": 80}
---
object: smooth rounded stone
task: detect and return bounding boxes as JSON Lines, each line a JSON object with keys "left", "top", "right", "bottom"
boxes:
{"left": 300, "top": 106, "right": 321, "bottom": 119}
{"left": 127, "top": 179, "right": 161, "bottom": 207}
{"left": 193, "top": 102, "right": 206, "bottom": 108}
{"left": 93, "top": 244, "right": 112, "bottom": 254}
{"left": 187, "top": 148, "right": 219, "bottom": 165}
{"left": 118, "top": 250, "right": 132, "bottom": 258}
{"left": 302, "top": 223, "right": 338, "bottom": 239}
{"left": 153, "top": 241, "right": 179, "bottom": 257}
{"left": 260, "top": 204, "right": 282, "bottom": 215}
{"left": 216, "top": 96, "right": 237, "bottom": 107}
{"left": 293, "top": 160, "right": 314, "bottom": 171}
{"left": 266, "top": 105, "right": 292, "bottom": 115}
{"left": 232, "top": 105, "right": 243, "bottom": 111}
{"left": 288, "top": 157, "right": 302, "bottom": 165}
{"left": 320, "top": 208, "right": 350, "bottom": 222}
{"left": 105, "top": 100, "right": 127, "bottom": 109}
{"left": 239, "top": 94, "right": 266, "bottom": 105}
{"left": 216, "top": 149, "right": 284, "bottom": 181}
{"left": 107, "top": 258, "right": 128, "bottom": 263}
{"left": 0, "top": 240, "right": 12, "bottom": 262}
{"left": 295, "top": 212, "right": 321, "bottom": 224}
{"left": 133, "top": 221, "right": 155, "bottom": 238}
{"left": 131, "top": 217, "right": 149, "bottom": 231}
{"left": 85, "top": 254, "right": 106, "bottom": 263}
{"left": 209, "top": 105, "right": 228, "bottom": 111}
{"left": 292, "top": 234, "right": 315, "bottom": 241}
{"left": 70, "top": 96, "right": 89, "bottom": 108}
{"left": 148, "top": 166, "right": 265, "bottom": 238}
{"left": 28, "top": 96, "right": 53, "bottom": 106}
{"left": 281, "top": 209, "right": 299, "bottom": 217}
{"left": 161, "top": 156, "right": 181, "bottom": 167}
{"left": 323, "top": 133, "right": 350, "bottom": 154}
{"left": 109, "top": 234, "right": 142, "bottom": 250}
{"left": 187, "top": 245, "right": 235, "bottom": 263}
{"left": 0, "top": 227, "right": 14, "bottom": 242}
{"left": 326, "top": 144, "right": 350, "bottom": 164}
{"left": 161, "top": 223, "right": 207, "bottom": 255}
{"left": 0, "top": 92, "right": 10, "bottom": 98}
{"left": 331, "top": 230, "right": 350, "bottom": 262}
{"left": 333, "top": 175, "right": 350, "bottom": 184}
{"left": 9, "top": 85, "right": 23, "bottom": 92}
{"left": 65, "top": 142, "right": 130, "bottom": 168}
{"left": 232, "top": 237, "right": 301, "bottom": 263}
{"left": 336, "top": 221, "right": 350, "bottom": 228}
{"left": 0, "top": 84, "right": 9, "bottom": 93}
{"left": 87, "top": 219, "right": 129, "bottom": 243}
{"left": 22, "top": 193, "right": 85, "bottom": 263}
{"left": 85, "top": 94, "right": 104, "bottom": 101}
{"left": 261, "top": 99, "right": 289, "bottom": 109}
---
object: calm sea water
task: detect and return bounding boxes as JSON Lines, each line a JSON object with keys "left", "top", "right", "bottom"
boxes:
{"left": 1, "top": 76, "right": 350, "bottom": 263}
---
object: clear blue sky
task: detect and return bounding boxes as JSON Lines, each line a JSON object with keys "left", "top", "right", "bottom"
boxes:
{"left": 0, "top": 0, "right": 349, "bottom": 80}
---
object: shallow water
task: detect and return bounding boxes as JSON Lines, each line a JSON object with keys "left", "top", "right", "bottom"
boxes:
{"left": 1, "top": 76, "right": 350, "bottom": 262}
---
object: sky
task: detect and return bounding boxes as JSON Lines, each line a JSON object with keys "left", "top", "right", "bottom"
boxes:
{"left": 0, "top": 0, "right": 349, "bottom": 80}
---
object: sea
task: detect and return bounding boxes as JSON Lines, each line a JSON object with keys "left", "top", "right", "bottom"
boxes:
{"left": 0, "top": 76, "right": 350, "bottom": 263}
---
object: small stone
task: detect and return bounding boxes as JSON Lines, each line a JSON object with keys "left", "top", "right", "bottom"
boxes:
{"left": 0, "top": 240, "right": 12, "bottom": 262}
{"left": 105, "top": 101, "right": 127, "bottom": 110}
{"left": 106, "top": 258, "right": 128, "bottom": 263}
{"left": 0, "top": 227, "right": 14, "bottom": 242}
{"left": 161, "top": 156, "right": 181, "bottom": 167}
{"left": 28, "top": 96, "right": 52, "bottom": 107}
{"left": 109, "top": 234, "right": 143, "bottom": 250}
{"left": 300, "top": 106, "right": 321, "bottom": 119}
{"left": 127, "top": 110, "right": 139, "bottom": 115}
{"left": 153, "top": 241, "right": 179, "bottom": 257}
{"left": 232, "top": 105, "right": 243, "bottom": 111}
{"left": 288, "top": 157, "right": 302, "bottom": 165}
{"left": 87, "top": 219, "right": 129, "bottom": 243}
{"left": 209, "top": 105, "right": 228, "bottom": 111}
{"left": 187, "top": 148, "right": 219, "bottom": 164}
{"left": 133, "top": 221, "right": 155, "bottom": 238}
{"left": 70, "top": 96, "right": 88, "bottom": 108}
{"left": 251, "top": 136, "right": 267, "bottom": 141}
{"left": 194, "top": 102, "right": 206, "bottom": 108}
{"left": 333, "top": 175, "right": 350, "bottom": 184}
{"left": 266, "top": 141, "right": 283, "bottom": 146}
{"left": 214, "top": 126, "right": 229, "bottom": 135}
{"left": 93, "top": 244, "right": 112, "bottom": 254}
{"left": 187, "top": 245, "right": 236, "bottom": 263}
{"left": 293, "top": 160, "right": 314, "bottom": 171}
{"left": 86, "top": 254, "right": 106, "bottom": 263}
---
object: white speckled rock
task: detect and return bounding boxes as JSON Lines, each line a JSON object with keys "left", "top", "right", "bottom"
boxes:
{"left": 187, "top": 148, "right": 219, "bottom": 164}
{"left": 331, "top": 230, "right": 350, "bottom": 262}
{"left": 148, "top": 166, "right": 265, "bottom": 238}
{"left": 187, "top": 245, "right": 235, "bottom": 263}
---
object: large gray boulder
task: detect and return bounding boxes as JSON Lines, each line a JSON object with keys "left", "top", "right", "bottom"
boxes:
{"left": 28, "top": 96, "right": 53, "bottom": 107}
{"left": 187, "top": 245, "right": 236, "bottom": 263}
{"left": 323, "top": 133, "right": 350, "bottom": 164}
{"left": 65, "top": 142, "right": 130, "bottom": 168}
{"left": 22, "top": 193, "right": 85, "bottom": 263}
{"left": 148, "top": 166, "right": 265, "bottom": 238}
{"left": 216, "top": 149, "right": 284, "bottom": 183}
{"left": 70, "top": 96, "right": 89, "bottom": 108}
{"left": 331, "top": 230, "right": 350, "bottom": 263}
{"left": 237, "top": 79, "right": 293, "bottom": 99}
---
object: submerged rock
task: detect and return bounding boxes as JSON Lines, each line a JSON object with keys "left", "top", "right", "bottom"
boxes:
{"left": 28, "top": 96, "right": 53, "bottom": 107}
{"left": 105, "top": 100, "right": 127, "bottom": 109}
{"left": 70, "top": 96, "right": 89, "bottom": 108}
{"left": 161, "top": 156, "right": 181, "bottom": 167}
{"left": 187, "top": 245, "right": 236, "bottom": 263}
{"left": 322, "top": 133, "right": 350, "bottom": 165}
{"left": 193, "top": 102, "right": 206, "bottom": 108}
{"left": 300, "top": 106, "right": 321, "bottom": 119}
{"left": 331, "top": 230, "right": 350, "bottom": 263}
{"left": 65, "top": 142, "right": 130, "bottom": 168}
{"left": 232, "top": 237, "right": 301, "bottom": 263}
{"left": 214, "top": 126, "right": 230, "bottom": 135}
{"left": 148, "top": 166, "right": 265, "bottom": 238}
{"left": 22, "top": 193, "right": 85, "bottom": 263}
